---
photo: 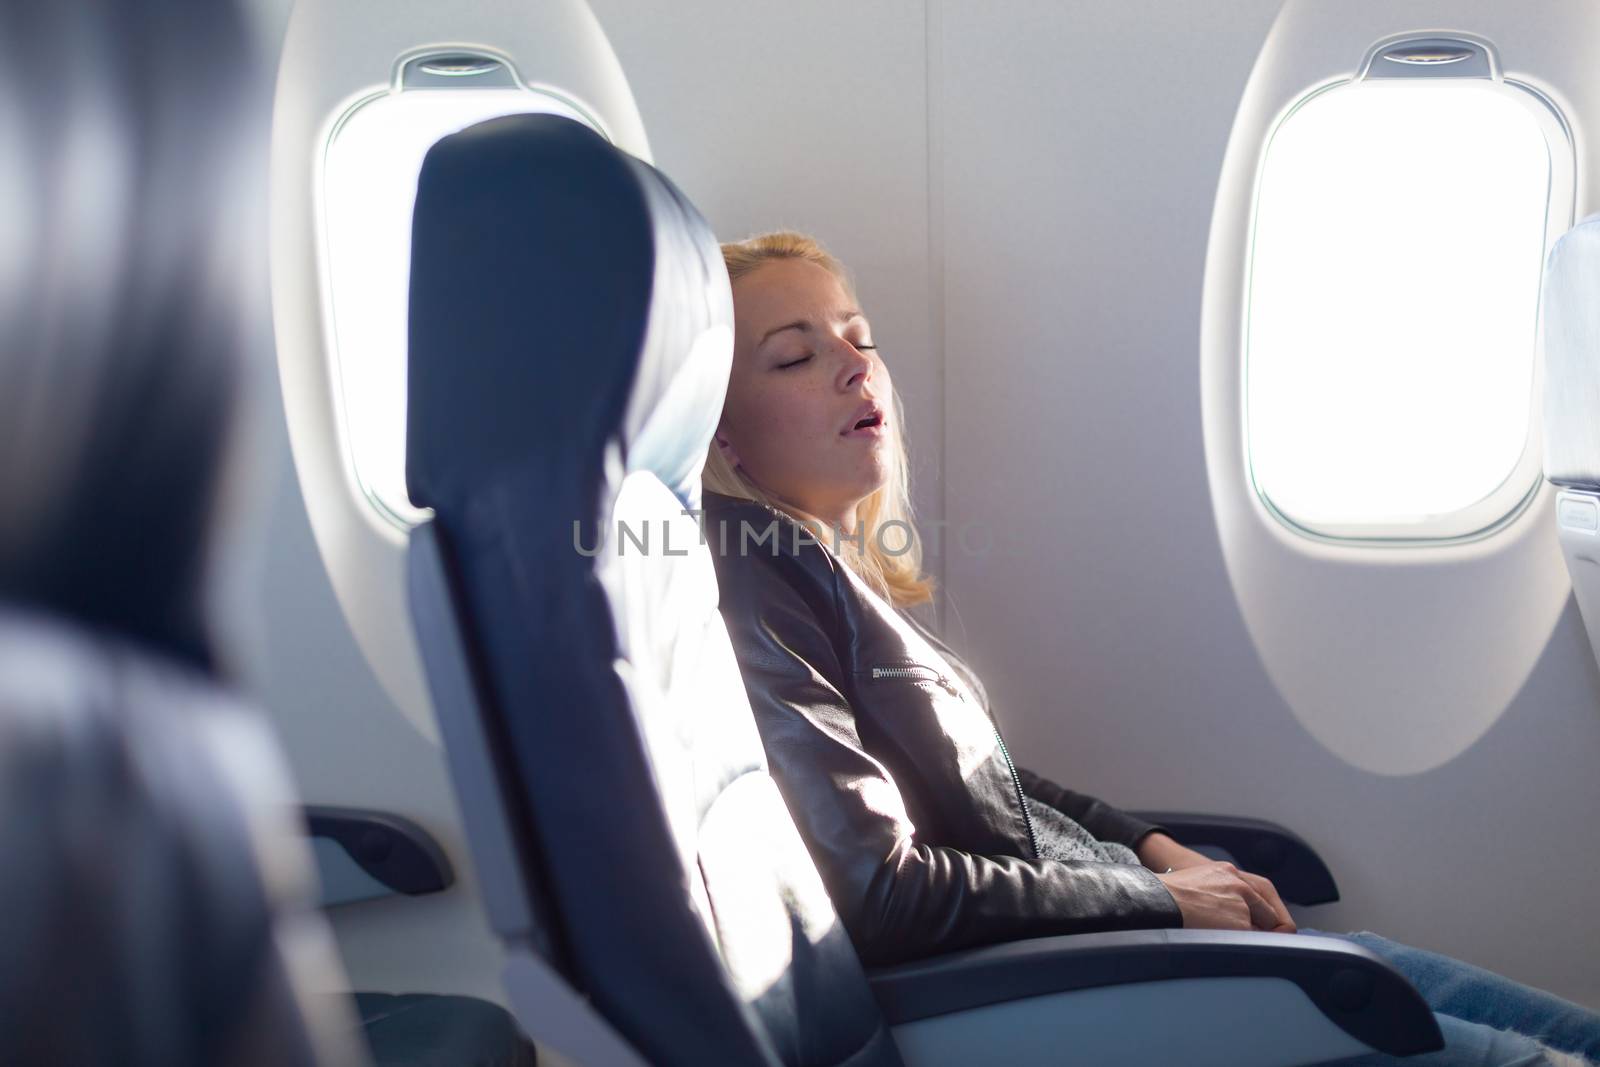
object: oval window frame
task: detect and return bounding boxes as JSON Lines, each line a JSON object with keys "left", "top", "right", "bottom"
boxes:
{"left": 1239, "top": 35, "right": 1575, "bottom": 546}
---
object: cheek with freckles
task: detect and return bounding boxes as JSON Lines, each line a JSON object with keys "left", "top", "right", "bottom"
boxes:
{"left": 729, "top": 379, "right": 834, "bottom": 488}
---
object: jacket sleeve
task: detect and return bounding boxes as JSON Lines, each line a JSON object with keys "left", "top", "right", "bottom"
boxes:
{"left": 717, "top": 548, "right": 1181, "bottom": 967}
{"left": 1015, "top": 766, "right": 1166, "bottom": 850}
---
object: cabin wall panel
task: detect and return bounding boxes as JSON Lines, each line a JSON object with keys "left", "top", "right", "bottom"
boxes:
{"left": 590, "top": 0, "right": 942, "bottom": 557}
{"left": 242, "top": 0, "right": 509, "bottom": 1004}
{"left": 938, "top": 0, "right": 1600, "bottom": 1007}
{"left": 248, "top": 369, "right": 510, "bottom": 1002}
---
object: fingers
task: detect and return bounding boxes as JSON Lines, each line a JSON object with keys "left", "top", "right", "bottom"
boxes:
{"left": 1239, "top": 871, "right": 1297, "bottom": 933}
{"left": 1206, "top": 863, "right": 1278, "bottom": 931}
{"left": 1238, "top": 882, "right": 1279, "bottom": 931}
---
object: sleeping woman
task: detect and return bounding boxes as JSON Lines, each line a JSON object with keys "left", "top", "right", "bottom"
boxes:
{"left": 700, "top": 230, "right": 1600, "bottom": 1067}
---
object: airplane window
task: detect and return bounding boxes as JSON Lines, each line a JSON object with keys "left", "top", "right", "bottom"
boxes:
{"left": 1244, "top": 78, "right": 1568, "bottom": 542}
{"left": 322, "top": 86, "right": 598, "bottom": 528}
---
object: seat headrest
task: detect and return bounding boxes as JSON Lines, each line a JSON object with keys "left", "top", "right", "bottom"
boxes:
{"left": 0, "top": 0, "right": 260, "bottom": 669}
{"left": 406, "top": 113, "right": 732, "bottom": 516}
{"left": 1542, "top": 212, "right": 1600, "bottom": 489}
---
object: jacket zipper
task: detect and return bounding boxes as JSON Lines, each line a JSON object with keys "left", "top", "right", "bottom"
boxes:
{"left": 991, "top": 730, "right": 1041, "bottom": 860}
{"left": 870, "top": 665, "right": 962, "bottom": 695}
{"left": 869, "top": 664, "right": 1042, "bottom": 859}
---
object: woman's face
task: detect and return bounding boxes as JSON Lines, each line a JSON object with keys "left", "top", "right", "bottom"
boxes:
{"left": 717, "top": 258, "right": 893, "bottom": 530}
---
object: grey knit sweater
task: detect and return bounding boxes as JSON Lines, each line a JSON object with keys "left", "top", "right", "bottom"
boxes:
{"left": 1029, "top": 797, "right": 1142, "bottom": 866}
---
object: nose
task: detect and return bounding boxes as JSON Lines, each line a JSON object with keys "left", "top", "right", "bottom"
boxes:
{"left": 834, "top": 337, "right": 874, "bottom": 392}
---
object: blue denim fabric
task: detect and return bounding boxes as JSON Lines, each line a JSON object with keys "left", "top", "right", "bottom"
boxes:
{"left": 1301, "top": 929, "right": 1600, "bottom": 1066}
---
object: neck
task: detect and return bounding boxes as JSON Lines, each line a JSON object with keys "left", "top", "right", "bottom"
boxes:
{"left": 739, "top": 479, "right": 860, "bottom": 539}
{"left": 816, "top": 507, "right": 857, "bottom": 537}
{"left": 776, "top": 499, "right": 857, "bottom": 540}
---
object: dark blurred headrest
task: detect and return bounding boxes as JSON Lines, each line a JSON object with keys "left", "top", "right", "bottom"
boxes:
{"left": 406, "top": 113, "right": 732, "bottom": 518}
{"left": 0, "top": 0, "right": 262, "bottom": 669}
{"left": 1543, "top": 213, "right": 1600, "bottom": 491}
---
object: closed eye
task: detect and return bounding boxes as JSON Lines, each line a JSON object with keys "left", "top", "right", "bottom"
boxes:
{"left": 776, "top": 354, "right": 813, "bottom": 369}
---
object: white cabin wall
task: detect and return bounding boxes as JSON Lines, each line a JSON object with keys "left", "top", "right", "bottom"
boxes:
{"left": 588, "top": 0, "right": 942, "bottom": 557}
{"left": 243, "top": 345, "right": 510, "bottom": 1002}
{"left": 238, "top": 0, "right": 508, "bottom": 1003}
{"left": 934, "top": 0, "right": 1600, "bottom": 1007}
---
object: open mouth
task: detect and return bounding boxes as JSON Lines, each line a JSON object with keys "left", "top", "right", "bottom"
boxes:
{"left": 843, "top": 403, "right": 885, "bottom": 436}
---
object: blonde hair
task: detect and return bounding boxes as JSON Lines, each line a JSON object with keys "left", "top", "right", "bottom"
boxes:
{"left": 705, "top": 231, "right": 935, "bottom": 608}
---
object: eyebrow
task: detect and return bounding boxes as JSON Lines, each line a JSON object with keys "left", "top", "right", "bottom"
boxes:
{"left": 757, "top": 310, "right": 866, "bottom": 350}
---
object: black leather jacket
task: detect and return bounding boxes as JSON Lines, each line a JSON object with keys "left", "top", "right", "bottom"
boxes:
{"left": 705, "top": 491, "right": 1182, "bottom": 966}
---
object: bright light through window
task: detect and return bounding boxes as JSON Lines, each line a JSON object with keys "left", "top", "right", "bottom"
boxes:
{"left": 1246, "top": 80, "right": 1558, "bottom": 539}
{"left": 323, "top": 89, "right": 594, "bottom": 527}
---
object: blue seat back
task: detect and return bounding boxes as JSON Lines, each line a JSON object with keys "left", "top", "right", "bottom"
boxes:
{"left": 405, "top": 113, "right": 899, "bottom": 1067}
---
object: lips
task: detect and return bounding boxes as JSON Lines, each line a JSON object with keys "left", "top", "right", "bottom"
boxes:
{"left": 842, "top": 400, "right": 885, "bottom": 437}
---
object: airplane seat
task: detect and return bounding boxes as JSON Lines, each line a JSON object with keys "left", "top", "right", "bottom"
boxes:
{"left": 0, "top": 3, "right": 529, "bottom": 1064}
{"left": 0, "top": 614, "right": 360, "bottom": 1066}
{"left": 1541, "top": 213, "right": 1600, "bottom": 665}
{"left": 0, "top": 2, "right": 363, "bottom": 1063}
{"left": 404, "top": 112, "right": 1444, "bottom": 1066}
{"left": 406, "top": 111, "right": 898, "bottom": 1066}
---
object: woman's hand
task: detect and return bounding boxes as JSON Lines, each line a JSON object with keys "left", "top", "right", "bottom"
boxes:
{"left": 1237, "top": 868, "right": 1296, "bottom": 932}
{"left": 1156, "top": 861, "right": 1297, "bottom": 933}
{"left": 1139, "top": 832, "right": 1296, "bottom": 932}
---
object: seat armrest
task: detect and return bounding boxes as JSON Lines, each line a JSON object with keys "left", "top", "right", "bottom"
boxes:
{"left": 869, "top": 929, "right": 1442, "bottom": 1058}
{"left": 303, "top": 806, "right": 454, "bottom": 902}
{"left": 1130, "top": 811, "right": 1339, "bottom": 905}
